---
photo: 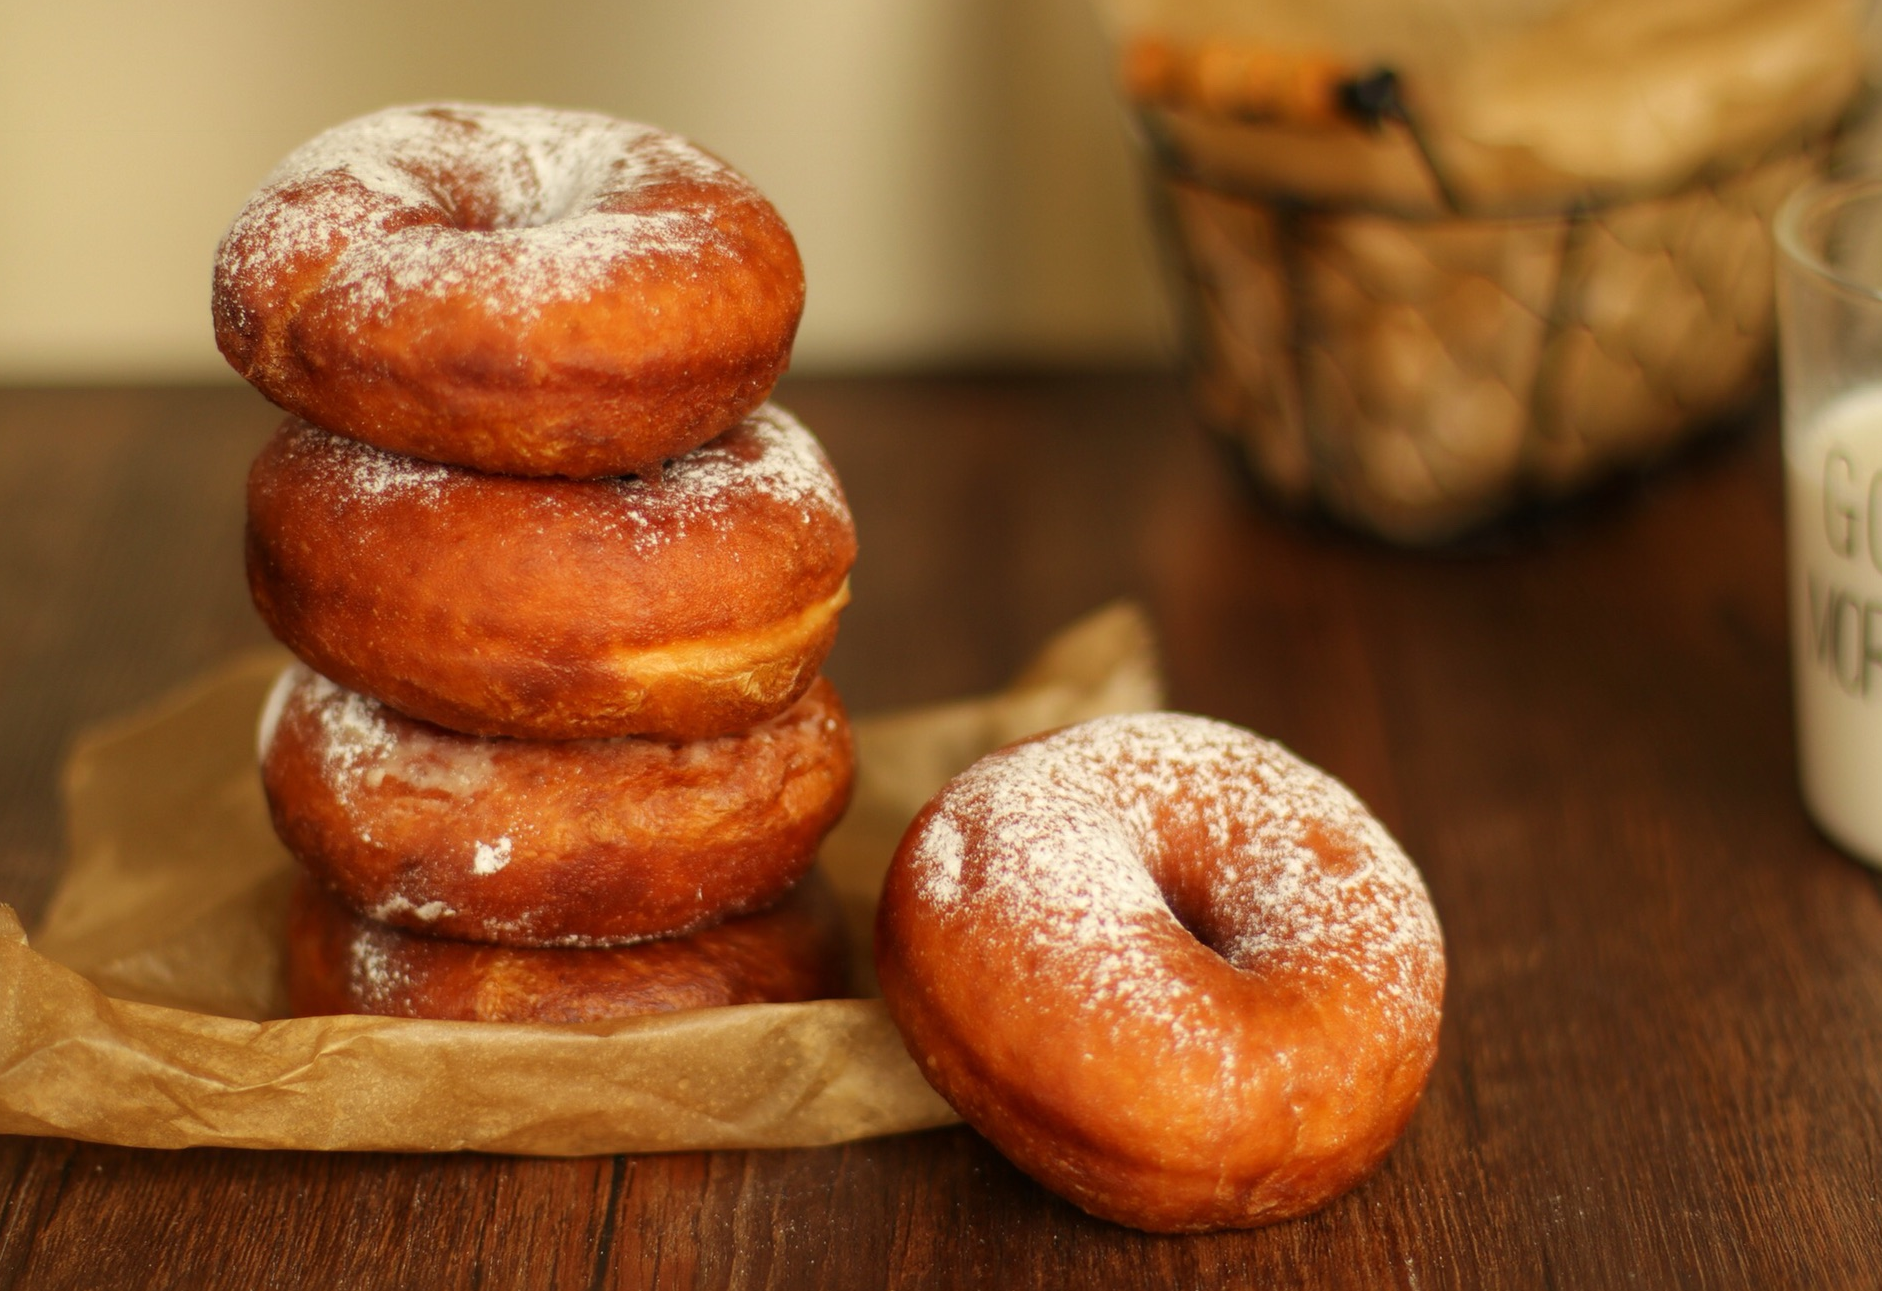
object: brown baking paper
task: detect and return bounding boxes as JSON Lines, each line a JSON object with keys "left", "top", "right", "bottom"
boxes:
{"left": 0, "top": 602, "right": 1162, "bottom": 1153}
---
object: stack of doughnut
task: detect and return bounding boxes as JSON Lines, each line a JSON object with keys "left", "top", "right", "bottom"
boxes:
{"left": 212, "top": 103, "right": 858, "bottom": 1024}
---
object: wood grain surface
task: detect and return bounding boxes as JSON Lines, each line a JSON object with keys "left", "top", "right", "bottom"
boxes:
{"left": 3, "top": 377, "right": 1881, "bottom": 1288}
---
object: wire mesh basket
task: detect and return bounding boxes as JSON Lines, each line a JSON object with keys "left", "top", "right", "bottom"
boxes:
{"left": 1128, "top": 39, "right": 1847, "bottom": 542}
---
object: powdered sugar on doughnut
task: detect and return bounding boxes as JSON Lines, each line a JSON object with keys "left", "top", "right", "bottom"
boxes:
{"left": 272, "top": 403, "right": 845, "bottom": 553}
{"left": 217, "top": 103, "right": 750, "bottom": 324}
{"left": 273, "top": 664, "right": 497, "bottom": 807}
{"left": 597, "top": 404, "right": 846, "bottom": 540}
{"left": 903, "top": 713, "right": 1444, "bottom": 1053}
{"left": 369, "top": 893, "right": 456, "bottom": 924}
{"left": 348, "top": 930, "right": 416, "bottom": 1010}
{"left": 471, "top": 837, "right": 514, "bottom": 875}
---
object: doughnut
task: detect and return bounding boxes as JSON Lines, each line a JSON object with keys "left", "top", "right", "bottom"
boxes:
{"left": 874, "top": 713, "right": 1445, "bottom": 1233}
{"left": 212, "top": 103, "right": 804, "bottom": 478}
{"left": 246, "top": 405, "right": 855, "bottom": 741}
{"left": 285, "top": 870, "right": 849, "bottom": 1023}
{"left": 259, "top": 663, "right": 854, "bottom": 946}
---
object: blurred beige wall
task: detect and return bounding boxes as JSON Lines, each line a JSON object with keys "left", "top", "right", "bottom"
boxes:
{"left": 0, "top": 0, "right": 1168, "bottom": 380}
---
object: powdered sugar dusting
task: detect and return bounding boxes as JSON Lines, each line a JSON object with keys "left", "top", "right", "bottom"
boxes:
{"left": 591, "top": 403, "right": 846, "bottom": 547}
{"left": 274, "top": 403, "right": 846, "bottom": 553}
{"left": 471, "top": 836, "right": 514, "bottom": 875}
{"left": 905, "top": 713, "right": 1444, "bottom": 1056}
{"left": 218, "top": 103, "right": 752, "bottom": 323}
{"left": 923, "top": 816, "right": 967, "bottom": 905}
{"left": 348, "top": 928, "right": 416, "bottom": 1010}
{"left": 278, "top": 664, "right": 496, "bottom": 806}
{"left": 369, "top": 893, "right": 456, "bottom": 923}
{"left": 298, "top": 668, "right": 395, "bottom": 784}
{"left": 271, "top": 420, "right": 451, "bottom": 513}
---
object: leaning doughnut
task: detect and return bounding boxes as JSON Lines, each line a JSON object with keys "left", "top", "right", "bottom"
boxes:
{"left": 213, "top": 103, "right": 804, "bottom": 478}
{"left": 260, "top": 664, "right": 854, "bottom": 946}
{"left": 875, "top": 713, "right": 1445, "bottom": 1233}
{"left": 246, "top": 405, "right": 855, "bottom": 742}
{"left": 286, "top": 870, "right": 848, "bottom": 1023}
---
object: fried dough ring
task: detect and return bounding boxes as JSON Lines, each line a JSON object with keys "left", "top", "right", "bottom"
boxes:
{"left": 287, "top": 870, "right": 848, "bottom": 1022}
{"left": 876, "top": 713, "right": 1445, "bottom": 1232}
{"left": 246, "top": 406, "right": 855, "bottom": 741}
{"left": 214, "top": 103, "right": 803, "bottom": 478}
{"left": 261, "top": 665, "right": 854, "bottom": 946}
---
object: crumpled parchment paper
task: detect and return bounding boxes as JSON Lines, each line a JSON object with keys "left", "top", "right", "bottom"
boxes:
{"left": 0, "top": 602, "right": 1162, "bottom": 1154}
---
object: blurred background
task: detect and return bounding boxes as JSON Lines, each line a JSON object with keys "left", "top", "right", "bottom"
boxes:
{"left": 0, "top": 0, "right": 1170, "bottom": 381}
{"left": 0, "top": 0, "right": 1872, "bottom": 537}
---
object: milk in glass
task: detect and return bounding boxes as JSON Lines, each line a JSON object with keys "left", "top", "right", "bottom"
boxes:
{"left": 1787, "top": 383, "right": 1882, "bottom": 863}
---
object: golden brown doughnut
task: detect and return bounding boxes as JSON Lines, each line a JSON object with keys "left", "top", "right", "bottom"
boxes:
{"left": 259, "top": 663, "right": 854, "bottom": 946}
{"left": 285, "top": 870, "right": 848, "bottom": 1023}
{"left": 246, "top": 406, "right": 855, "bottom": 741}
{"left": 875, "top": 713, "right": 1445, "bottom": 1233}
{"left": 213, "top": 103, "right": 804, "bottom": 478}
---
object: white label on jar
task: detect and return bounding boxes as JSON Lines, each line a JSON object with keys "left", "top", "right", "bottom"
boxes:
{"left": 1786, "top": 383, "right": 1882, "bottom": 864}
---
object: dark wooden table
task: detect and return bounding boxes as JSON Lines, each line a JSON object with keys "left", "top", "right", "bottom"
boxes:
{"left": 3, "top": 375, "right": 1880, "bottom": 1288}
